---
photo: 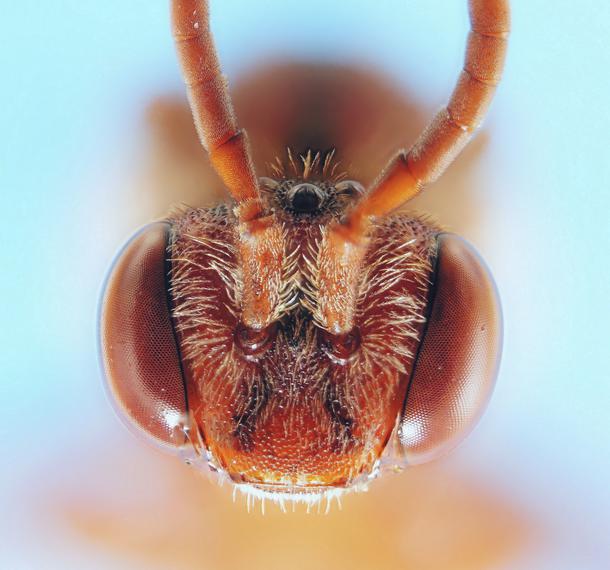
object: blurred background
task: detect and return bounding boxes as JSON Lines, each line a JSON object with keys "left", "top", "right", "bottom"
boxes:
{"left": 1, "top": 1, "right": 609, "bottom": 568}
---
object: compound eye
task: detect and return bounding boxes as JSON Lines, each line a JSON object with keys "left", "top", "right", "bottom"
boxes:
{"left": 99, "top": 222, "right": 190, "bottom": 451}
{"left": 397, "top": 233, "right": 502, "bottom": 465}
{"left": 319, "top": 328, "right": 361, "bottom": 365}
{"left": 234, "top": 322, "right": 277, "bottom": 362}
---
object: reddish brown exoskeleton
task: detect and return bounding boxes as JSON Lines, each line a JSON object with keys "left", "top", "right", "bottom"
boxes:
{"left": 100, "top": 0, "right": 509, "bottom": 505}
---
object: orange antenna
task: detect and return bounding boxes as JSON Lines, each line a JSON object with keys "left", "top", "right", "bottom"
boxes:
{"left": 172, "top": 0, "right": 284, "bottom": 329}
{"left": 344, "top": 0, "right": 510, "bottom": 238}
{"left": 319, "top": 0, "right": 510, "bottom": 334}
{"left": 171, "top": 0, "right": 261, "bottom": 217}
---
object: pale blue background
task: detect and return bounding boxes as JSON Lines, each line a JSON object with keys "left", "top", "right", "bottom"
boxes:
{"left": 1, "top": 1, "right": 609, "bottom": 568}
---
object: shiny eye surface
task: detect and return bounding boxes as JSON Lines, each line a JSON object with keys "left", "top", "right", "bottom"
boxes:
{"left": 234, "top": 322, "right": 277, "bottom": 361}
{"left": 99, "top": 222, "right": 190, "bottom": 451}
{"left": 397, "top": 233, "right": 502, "bottom": 465}
{"left": 319, "top": 328, "right": 362, "bottom": 365}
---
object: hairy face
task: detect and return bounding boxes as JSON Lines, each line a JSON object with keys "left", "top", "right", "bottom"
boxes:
{"left": 101, "top": 0, "right": 508, "bottom": 505}
{"left": 168, "top": 169, "right": 439, "bottom": 494}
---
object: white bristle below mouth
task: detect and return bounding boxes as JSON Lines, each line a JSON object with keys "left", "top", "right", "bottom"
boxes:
{"left": 231, "top": 482, "right": 371, "bottom": 514}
